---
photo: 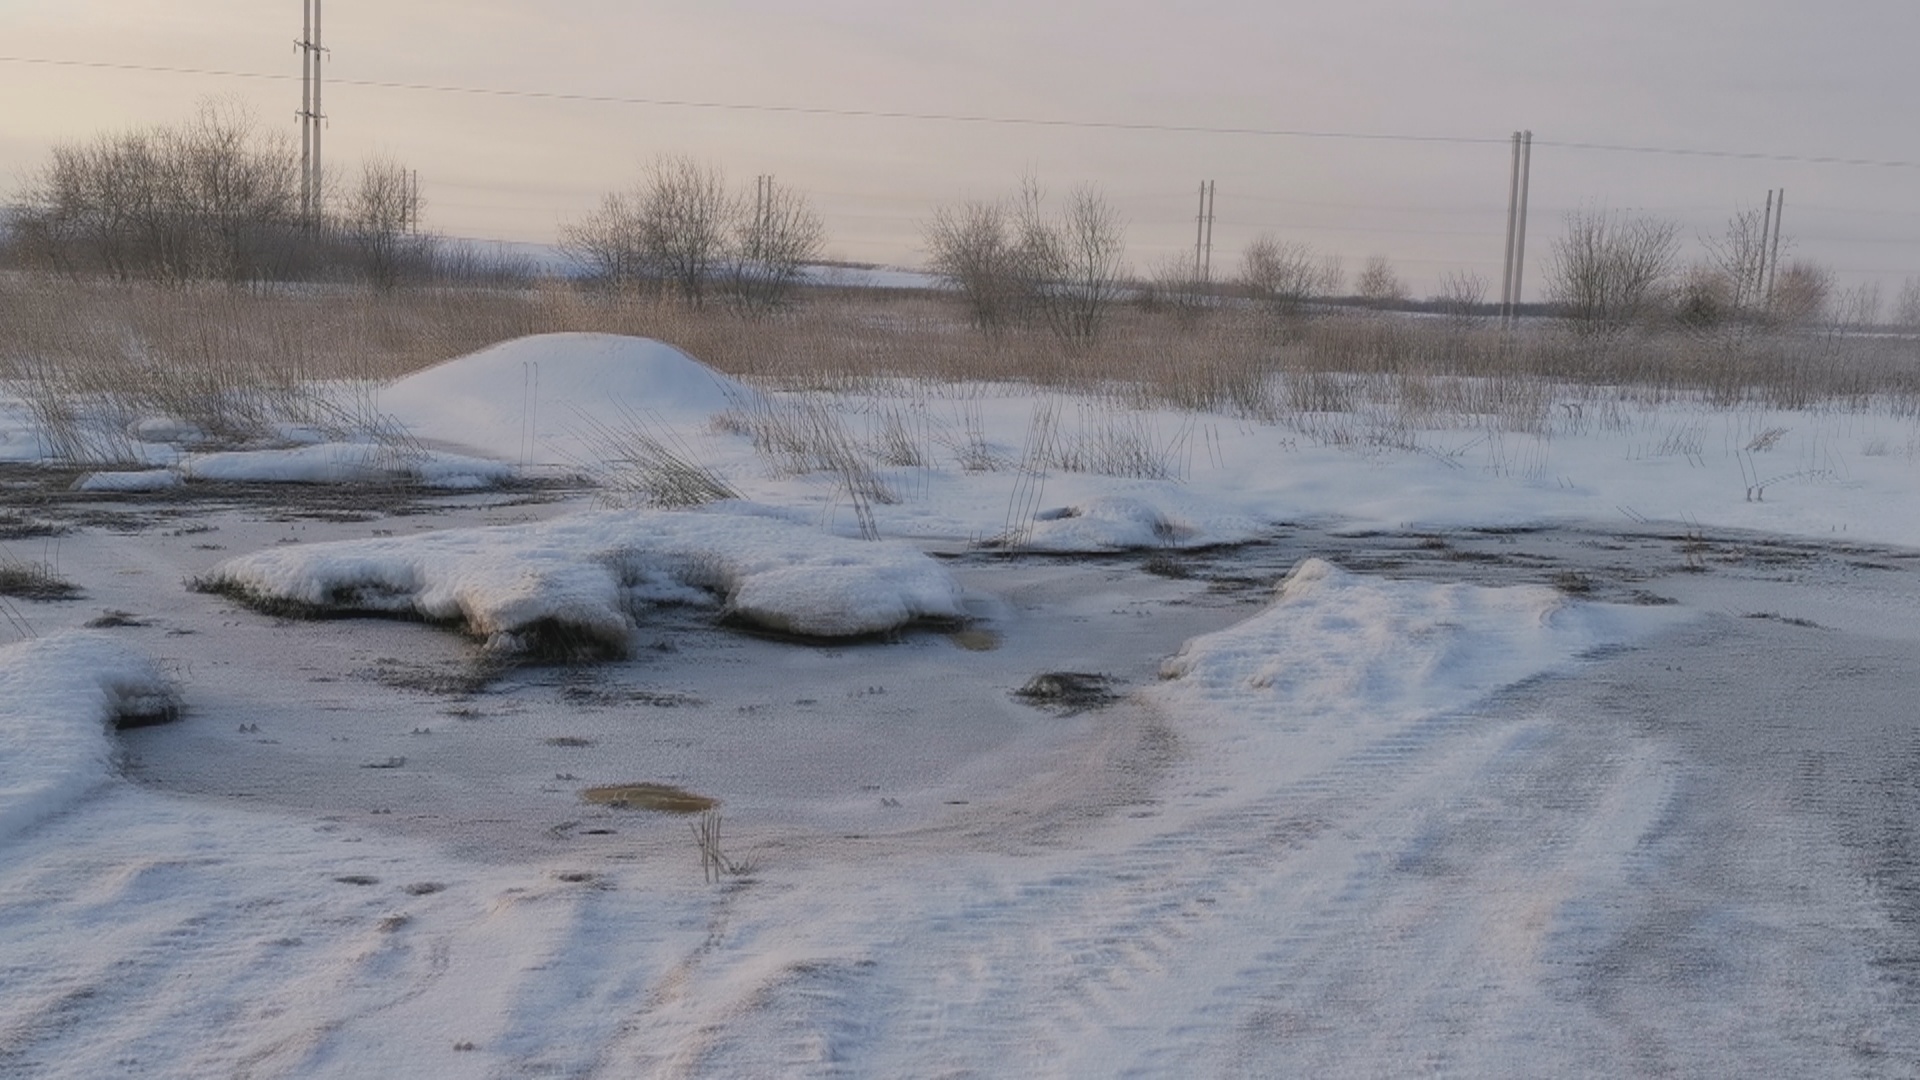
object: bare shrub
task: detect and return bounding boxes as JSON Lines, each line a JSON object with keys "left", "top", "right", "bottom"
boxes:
{"left": 1702, "top": 205, "right": 1784, "bottom": 318}
{"left": 1355, "top": 256, "right": 1407, "bottom": 305}
{"left": 1771, "top": 260, "right": 1833, "bottom": 328}
{"left": 559, "top": 190, "right": 651, "bottom": 289}
{"left": 350, "top": 156, "right": 429, "bottom": 292}
{"left": 1432, "top": 269, "right": 1489, "bottom": 322}
{"left": 924, "top": 181, "right": 1127, "bottom": 344}
{"left": 640, "top": 157, "right": 737, "bottom": 309}
{"left": 726, "top": 176, "right": 824, "bottom": 313}
{"left": 10, "top": 102, "right": 303, "bottom": 285}
{"left": 1239, "top": 236, "right": 1340, "bottom": 319}
{"left": 1139, "top": 253, "right": 1213, "bottom": 321}
{"left": 1547, "top": 210, "right": 1680, "bottom": 330}
{"left": 1894, "top": 277, "right": 1920, "bottom": 331}
{"left": 562, "top": 162, "right": 823, "bottom": 312}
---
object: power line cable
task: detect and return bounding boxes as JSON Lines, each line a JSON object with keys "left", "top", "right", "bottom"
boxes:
{"left": 8, "top": 54, "right": 1920, "bottom": 170}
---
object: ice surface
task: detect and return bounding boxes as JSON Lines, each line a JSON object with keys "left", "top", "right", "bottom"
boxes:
{"left": 199, "top": 506, "right": 965, "bottom": 645}
{"left": 0, "top": 631, "right": 175, "bottom": 843}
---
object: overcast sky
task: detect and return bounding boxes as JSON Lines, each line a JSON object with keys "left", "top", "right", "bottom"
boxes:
{"left": 5, "top": 1, "right": 1918, "bottom": 300}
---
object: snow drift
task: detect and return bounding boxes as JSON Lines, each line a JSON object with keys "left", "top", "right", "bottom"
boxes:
{"left": 0, "top": 632, "right": 177, "bottom": 844}
{"left": 1158, "top": 557, "right": 1689, "bottom": 783}
{"left": 377, "top": 333, "right": 759, "bottom": 464}
{"left": 197, "top": 507, "right": 966, "bottom": 648}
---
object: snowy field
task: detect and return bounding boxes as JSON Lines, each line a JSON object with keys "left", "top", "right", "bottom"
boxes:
{"left": 2, "top": 332, "right": 1919, "bottom": 1076}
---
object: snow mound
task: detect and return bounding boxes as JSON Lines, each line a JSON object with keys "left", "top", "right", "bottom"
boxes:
{"left": 198, "top": 507, "right": 964, "bottom": 648}
{"left": 1161, "top": 557, "right": 1686, "bottom": 728}
{"left": 179, "top": 442, "right": 514, "bottom": 488}
{"left": 1015, "top": 494, "right": 1262, "bottom": 551}
{"left": 0, "top": 632, "right": 177, "bottom": 844}
{"left": 378, "top": 333, "right": 760, "bottom": 464}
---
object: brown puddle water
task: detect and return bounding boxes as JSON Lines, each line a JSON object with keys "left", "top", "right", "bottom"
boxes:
{"left": 580, "top": 783, "right": 719, "bottom": 814}
{"left": 948, "top": 628, "right": 1001, "bottom": 651}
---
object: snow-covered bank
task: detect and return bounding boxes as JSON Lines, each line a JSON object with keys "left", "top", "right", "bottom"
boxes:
{"left": 197, "top": 506, "right": 966, "bottom": 647}
{"left": 0, "top": 632, "right": 176, "bottom": 843}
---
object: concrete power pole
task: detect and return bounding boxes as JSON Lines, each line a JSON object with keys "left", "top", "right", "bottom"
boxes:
{"left": 1193, "top": 181, "right": 1215, "bottom": 284}
{"left": 296, "top": 0, "right": 326, "bottom": 225}
{"left": 1766, "top": 188, "right": 1786, "bottom": 306}
{"left": 1500, "top": 132, "right": 1521, "bottom": 323}
{"left": 1498, "top": 130, "right": 1533, "bottom": 325}
{"left": 1513, "top": 130, "right": 1532, "bottom": 320}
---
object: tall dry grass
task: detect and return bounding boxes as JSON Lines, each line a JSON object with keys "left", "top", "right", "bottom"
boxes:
{"left": 4, "top": 272, "right": 1918, "bottom": 465}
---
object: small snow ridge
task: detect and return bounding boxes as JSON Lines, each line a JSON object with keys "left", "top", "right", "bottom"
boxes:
{"left": 197, "top": 507, "right": 965, "bottom": 650}
{"left": 0, "top": 632, "right": 179, "bottom": 844}
{"left": 182, "top": 442, "right": 514, "bottom": 488}
{"left": 1010, "top": 495, "right": 1262, "bottom": 552}
{"left": 1161, "top": 557, "right": 1688, "bottom": 729}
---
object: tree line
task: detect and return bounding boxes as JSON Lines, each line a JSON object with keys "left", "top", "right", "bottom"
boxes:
{"left": 7, "top": 105, "right": 1915, "bottom": 331}
{"left": 2, "top": 103, "right": 443, "bottom": 290}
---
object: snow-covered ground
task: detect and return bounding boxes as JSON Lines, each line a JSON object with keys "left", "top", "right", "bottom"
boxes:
{"left": 2, "top": 332, "right": 1918, "bottom": 1076}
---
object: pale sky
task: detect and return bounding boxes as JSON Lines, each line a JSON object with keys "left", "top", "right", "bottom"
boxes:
{"left": 4, "top": 1, "right": 1918, "bottom": 300}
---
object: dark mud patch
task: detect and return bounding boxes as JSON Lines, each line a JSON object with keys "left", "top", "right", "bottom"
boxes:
{"left": 581, "top": 783, "right": 719, "bottom": 814}
{"left": 1015, "top": 671, "right": 1122, "bottom": 714}
{"left": 560, "top": 685, "right": 703, "bottom": 708}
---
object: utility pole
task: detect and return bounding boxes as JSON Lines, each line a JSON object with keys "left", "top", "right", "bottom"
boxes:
{"left": 1500, "top": 132, "right": 1520, "bottom": 323}
{"left": 1766, "top": 188, "right": 1785, "bottom": 306}
{"left": 1498, "top": 130, "right": 1533, "bottom": 325}
{"left": 295, "top": 0, "right": 326, "bottom": 225}
{"left": 1193, "top": 180, "right": 1215, "bottom": 284}
{"left": 1513, "top": 130, "right": 1532, "bottom": 320}
{"left": 297, "top": 1, "right": 311, "bottom": 221}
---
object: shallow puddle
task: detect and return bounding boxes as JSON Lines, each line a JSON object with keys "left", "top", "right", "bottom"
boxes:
{"left": 580, "top": 783, "right": 719, "bottom": 814}
{"left": 948, "top": 627, "right": 1001, "bottom": 651}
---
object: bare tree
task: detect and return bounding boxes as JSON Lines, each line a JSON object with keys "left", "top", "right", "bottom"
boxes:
{"left": 924, "top": 199, "right": 1021, "bottom": 331}
{"left": 560, "top": 190, "right": 651, "bottom": 289}
{"left": 1701, "top": 205, "right": 1786, "bottom": 317}
{"left": 641, "top": 157, "right": 739, "bottom": 308}
{"left": 1141, "top": 253, "right": 1212, "bottom": 320}
{"left": 924, "top": 180, "right": 1126, "bottom": 342}
{"left": 1546, "top": 210, "right": 1680, "bottom": 329}
{"left": 1239, "top": 236, "right": 1338, "bottom": 317}
{"left": 9, "top": 102, "right": 302, "bottom": 284}
{"left": 350, "top": 156, "right": 424, "bottom": 291}
{"left": 726, "top": 176, "right": 824, "bottom": 312}
{"left": 1894, "top": 276, "right": 1920, "bottom": 330}
{"left": 1831, "top": 281, "right": 1882, "bottom": 329}
{"left": 1038, "top": 185, "right": 1127, "bottom": 343}
{"left": 1431, "top": 268, "right": 1487, "bottom": 318}
{"left": 1355, "top": 255, "right": 1407, "bottom": 305}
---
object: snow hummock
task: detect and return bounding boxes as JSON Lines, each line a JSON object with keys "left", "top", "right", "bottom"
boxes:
{"left": 1158, "top": 557, "right": 1689, "bottom": 786}
{"left": 198, "top": 506, "right": 965, "bottom": 646}
{"left": 180, "top": 442, "right": 514, "bottom": 489}
{"left": 0, "top": 632, "right": 176, "bottom": 843}
{"left": 378, "top": 333, "right": 760, "bottom": 465}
